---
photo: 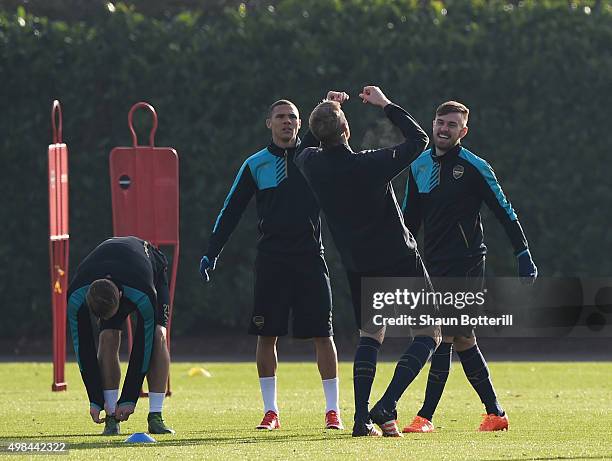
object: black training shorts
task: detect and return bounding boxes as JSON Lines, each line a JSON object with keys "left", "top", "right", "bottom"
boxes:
{"left": 346, "top": 253, "right": 432, "bottom": 330}
{"left": 248, "top": 251, "right": 333, "bottom": 338}
{"left": 427, "top": 255, "right": 485, "bottom": 337}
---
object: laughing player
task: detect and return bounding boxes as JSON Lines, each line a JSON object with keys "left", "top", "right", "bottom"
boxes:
{"left": 401, "top": 101, "right": 537, "bottom": 433}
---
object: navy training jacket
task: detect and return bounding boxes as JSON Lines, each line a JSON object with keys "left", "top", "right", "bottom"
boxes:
{"left": 402, "top": 144, "right": 529, "bottom": 263}
{"left": 294, "top": 103, "right": 429, "bottom": 273}
{"left": 204, "top": 132, "right": 323, "bottom": 260}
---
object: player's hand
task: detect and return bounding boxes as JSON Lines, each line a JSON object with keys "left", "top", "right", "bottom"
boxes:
{"left": 517, "top": 249, "right": 537, "bottom": 285}
{"left": 90, "top": 406, "right": 104, "bottom": 424}
{"left": 199, "top": 255, "right": 217, "bottom": 282}
{"left": 115, "top": 403, "right": 135, "bottom": 421}
{"left": 359, "top": 86, "right": 391, "bottom": 107}
{"left": 326, "top": 91, "right": 349, "bottom": 104}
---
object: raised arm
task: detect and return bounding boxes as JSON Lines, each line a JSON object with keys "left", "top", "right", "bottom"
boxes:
{"left": 357, "top": 86, "right": 429, "bottom": 183}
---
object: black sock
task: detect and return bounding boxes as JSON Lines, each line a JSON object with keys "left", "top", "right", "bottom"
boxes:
{"left": 457, "top": 345, "right": 504, "bottom": 416}
{"left": 378, "top": 336, "right": 437, "bottom": 410}
{"left": 417, "top": 342, "right": 452, "bottom": 421}
{"left": 353, "top": 337, "right": 381, "bottom": 422}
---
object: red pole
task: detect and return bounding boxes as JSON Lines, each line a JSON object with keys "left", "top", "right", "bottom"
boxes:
{"left": 50, "top": 238, "right": 68, "bottom": 391}
{"left": 49, "top": 100, "right": 68, "bottom": 391}
{"left": 164, "top": 241, "right": 179, "bottom": 396}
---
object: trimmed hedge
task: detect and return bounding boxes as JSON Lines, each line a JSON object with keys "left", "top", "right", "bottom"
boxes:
{"left": 1, "top": 0, "right": 611, "bottom": 339}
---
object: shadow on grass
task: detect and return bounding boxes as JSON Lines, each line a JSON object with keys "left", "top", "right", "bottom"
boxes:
{"left": 2, "top": 432, "right": 354, "bottom": 451}
{"left": 68, "top": 434, "right": 352, "bottom": 450}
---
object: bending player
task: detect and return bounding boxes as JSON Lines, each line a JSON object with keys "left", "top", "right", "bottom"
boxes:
{"left": 67, "top": 236, "right": 174, "bottom": 435}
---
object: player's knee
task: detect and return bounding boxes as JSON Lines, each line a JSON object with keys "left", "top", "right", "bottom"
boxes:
{"left": 98, "top": 329, "right": 121, "bottom": 355}
{"left": 426, "top": 333, "right": 442, "bottom": 349}
{"left": 155, "top": 325, "right": 167, "bottom": 342}
{"left": 415, "top": 325, "right": 442, "bottom": 347}
{"left": 313, "top": 336, "right": 337, "bottom": 356}
{"left": 453, "top": 336, "right": 476, "bottom": 351}
{"left": 257, "top": 335, "right": 278, "bottom": 348}
{"left": 431, "top": 327, "right": 442, "bottom": 348}
{"left": 313, "top": 336, "right": 334, "bottom": 346}
{"left": 359, "top": 326, "right": 385, "bottom": 344}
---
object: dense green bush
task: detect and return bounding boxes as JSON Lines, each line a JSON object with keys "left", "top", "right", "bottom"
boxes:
{"left": 1, "top": 0, "right": 610, "bottom": 339}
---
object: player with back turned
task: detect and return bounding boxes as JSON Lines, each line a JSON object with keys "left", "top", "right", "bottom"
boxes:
{"left": 401, "top": 101, "right": 537, "bottom": 433}
{"left": 295, "top": 86, "right": 441, "bottom": 437}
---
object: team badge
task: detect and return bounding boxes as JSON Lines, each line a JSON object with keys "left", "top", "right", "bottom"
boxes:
{"left": 453, "top": 165, "right": 464, "bottom": 179}
{"left": 253, "top": 315, "right": 265, "bottom": 329}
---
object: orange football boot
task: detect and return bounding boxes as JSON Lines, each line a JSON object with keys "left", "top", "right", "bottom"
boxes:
{"left": 479, "top": 413, "right": 509, "bottom": 431}
{"left": 403, "top": 415, "right": 435, "bottom": 433}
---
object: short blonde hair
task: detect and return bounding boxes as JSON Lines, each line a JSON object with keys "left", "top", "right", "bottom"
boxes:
{"left": 308, "top": 100, "right": 346, "bottom": 146}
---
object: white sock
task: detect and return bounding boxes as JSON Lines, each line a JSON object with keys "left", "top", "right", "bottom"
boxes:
{"left": 103, "top": 389, "right": 119, "bottom": 415}
{"left": 259, "top": 376, "right": 278, "bottom": 414}
{"left": 149, "top": 392, "right": 165, "bottom": 413}
{"left": 322, "top": 378, "right": 339, "bottom": 413}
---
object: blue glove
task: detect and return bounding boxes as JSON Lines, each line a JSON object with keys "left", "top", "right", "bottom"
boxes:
{"left": 199, "top": 255, "right": 217, "bottom": 282}
{"left": 517, "top": 249, "right": 537, "bottom": 285}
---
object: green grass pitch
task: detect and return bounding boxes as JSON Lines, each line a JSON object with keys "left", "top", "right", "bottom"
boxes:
{"left": 1, "top": 361, "right": 611, "bottom": 460}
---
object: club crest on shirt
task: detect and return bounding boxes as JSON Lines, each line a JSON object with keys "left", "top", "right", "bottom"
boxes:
{"left": 453, "top": 165, "right": 464, "bottom": 179}
{"left": 253, "top": 315, "right": 265, "bottom": 329}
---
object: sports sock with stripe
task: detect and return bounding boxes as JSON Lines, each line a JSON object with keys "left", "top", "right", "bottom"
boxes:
{"left": 457, "top": 345, "right": 504, "bottom": 416}
{"left": 378, "top": 336, "right": 437, "bottom": 410}
{"left": 418, "top": 341, "right": 452, "bottom": 421}
{"left": 353, "top": 337, "right": 381, "bottom": 422}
